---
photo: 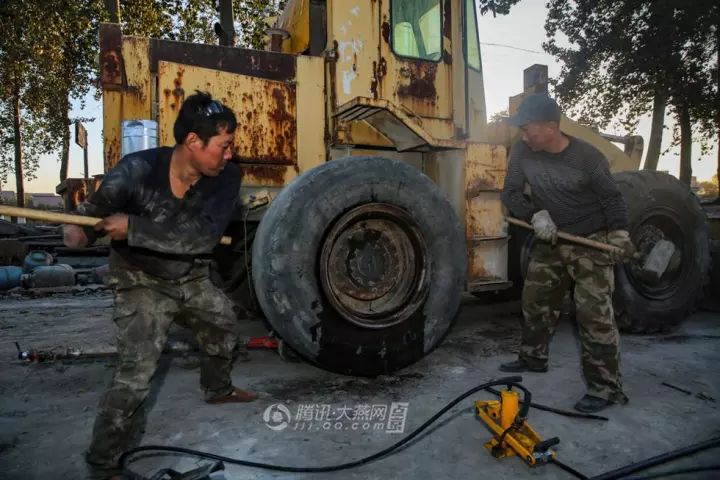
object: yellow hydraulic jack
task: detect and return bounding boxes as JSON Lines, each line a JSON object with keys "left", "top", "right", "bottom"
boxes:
{"left": 475, "top": 385, "right": 559, "bottom": 466}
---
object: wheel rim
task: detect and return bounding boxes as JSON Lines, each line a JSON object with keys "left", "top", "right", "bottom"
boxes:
{"left": 319, "top": 203, "right": 429, "bottom": 329}
{"left": 625, "top": 207, "right": 687, "bottom": 299}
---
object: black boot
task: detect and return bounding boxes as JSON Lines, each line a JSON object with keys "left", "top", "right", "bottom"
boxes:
{"left": 574, "top": 394, "right": 613, "bottom": 413}
{"left": 499, "top": 358, "right": 548, "bottom": 373}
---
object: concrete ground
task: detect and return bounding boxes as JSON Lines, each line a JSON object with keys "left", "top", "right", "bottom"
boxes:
{"left": 1, "top": 291, "right": 719, "bottom": 479}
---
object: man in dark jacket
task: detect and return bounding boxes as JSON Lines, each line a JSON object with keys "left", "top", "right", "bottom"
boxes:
{"left": 500, "top": 94, "right": 635, "bottom": 413}
{"left": 64, "top": 92, "right": 256, "bottom": 478}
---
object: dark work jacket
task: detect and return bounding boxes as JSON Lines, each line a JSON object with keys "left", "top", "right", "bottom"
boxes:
{"left": 78, "top": 146, "right": 240, "bottom": 279}
{"left": 501, "top": 136, "right": 629, "bottom": 236}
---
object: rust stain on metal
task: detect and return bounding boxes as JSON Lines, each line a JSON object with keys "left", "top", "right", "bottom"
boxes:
{"left": 150, "top": 39, "right": 295, "bottom": 81}
{"left": 397, "top": 61, "right": 438, "bottom": 101}
{"left": 370, "top": 57, "right": 388, "bottom": 99}
{"left": 58, "top": 179, "right": 96, "bottom": 212}
{"left": 99, "top": 24, "right": 122, "bottom": 86}
{"left": 170, "top": 67, "right": 185, "bottom": 111}
{"left": 240, "top": 165, "right": 287, "bottom": 186}
{"left": 230, "top": 82, "right": 297, "bottom": 165}
{"left": 443, "top": 1, "right": 451, "bottom": 38}
{"left": 106, "top": 137, "right": 120, "bottom": 170}
{"left": 469, "top": 258, "right": 491, "bottom": 279}
{"left": 381, "top": 21, "right": 391, "bottom": 44}
{"left": 465, "top": 177, "right": 495, "bottom": 199}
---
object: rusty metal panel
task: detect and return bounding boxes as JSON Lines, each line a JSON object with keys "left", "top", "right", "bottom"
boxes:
{"left": 335, "top": 97, "right": 463, "bottom": 151}
{"left": 296, "top": 56, "right": 326, "bottom": 172}
{"left": 150, "top": 39, "right": 295, "bottom": 82}
{"left": 157, "top": 61, "right": 297, "bottom": 166}
{"left": 121, "top": 36, "right": 152, "bottom": 122}
{"left": 377, "top": 1, "right": 453, "bottom": 122}
{"left": 239, "top": 164, "right": 298, "bottom": 187}
{"left": 464, "top": 143, "right": 509, "bottom": 284}
{"left": 465, "top": 143, "right": 507, "bottom": 238}
{"left": 103, "top": 90, "right": 123, "bottom": 171}
{"left": 56, "top": 179, "right": 90, "bottom": 212}
{"left": 468, "top": 239, "right": 509, "bottom": 283}
{"left": 99, "top": 23, "right": 122, "bottom": 88}
{"left": 467, "top": 192, "right": 505, "bottom": 238}
{"left": 329, "top": 0, "right": 379, "bottom": 107}
{"left": 336, "top": 120, "right": 394, "bottom": 148}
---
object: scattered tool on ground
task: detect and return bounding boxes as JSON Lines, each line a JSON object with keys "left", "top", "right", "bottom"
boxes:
{"left": 661, "top": 381, "right": 716, "bottom": 402}
{"left": 0, "top": 205, "right": 232, "bottom": 246}
{"left": 506, "top": 217, "right": 676, "bottom": 280}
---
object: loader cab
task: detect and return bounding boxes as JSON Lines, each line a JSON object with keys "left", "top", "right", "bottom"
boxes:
{"left": 275, "top": 0, "right": 488, "bottom": 149}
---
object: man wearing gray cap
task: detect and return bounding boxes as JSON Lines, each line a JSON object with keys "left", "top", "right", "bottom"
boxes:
{"left": 499, "top": 93, "right": 635, "bottom": 413}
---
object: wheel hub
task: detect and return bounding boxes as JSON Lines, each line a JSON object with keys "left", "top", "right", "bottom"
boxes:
{"left": 320, "top": 203, "right": 429, "bottom": 329}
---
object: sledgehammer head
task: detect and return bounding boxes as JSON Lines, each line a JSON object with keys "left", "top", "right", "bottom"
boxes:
{"left": 641, "top": 239, "right": 676, "bottom": 282}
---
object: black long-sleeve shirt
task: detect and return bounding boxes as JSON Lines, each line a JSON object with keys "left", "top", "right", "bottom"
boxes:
{"left": 501, "top": 136, "right": 629, "bottom": 236}
{"left": 78, "top": 146, "right": 240, "bottom": 279}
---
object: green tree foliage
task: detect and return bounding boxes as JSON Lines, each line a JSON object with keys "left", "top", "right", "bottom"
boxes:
{"left": 544, "top": 0, "right": 719, "bottom": 184}
{"left": 0, "top": 1, "right": 62, "bottom": 208}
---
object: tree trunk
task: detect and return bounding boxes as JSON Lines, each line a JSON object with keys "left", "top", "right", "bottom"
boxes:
{"left": 12, "top": 88, "right": 24, "bottom": 213}
{"left": 643, "top": 91, "right": 666, "bottom": 170}
{"left": 59, "top": 96, "right": 70, "bottom": 182}
{"left": 678, "top": 103, "right": 692, "bottom": 185}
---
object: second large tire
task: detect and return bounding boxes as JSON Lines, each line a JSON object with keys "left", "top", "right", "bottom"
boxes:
{"left": 252, "top": 156, "right": 467, "bottom": 376}
{"left": 613, "top": 170, "right": 710, "bottom": 332}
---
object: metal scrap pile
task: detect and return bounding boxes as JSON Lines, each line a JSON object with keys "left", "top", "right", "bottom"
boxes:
{"left": 0, "top": 219, "right": 108, "bottom": 292}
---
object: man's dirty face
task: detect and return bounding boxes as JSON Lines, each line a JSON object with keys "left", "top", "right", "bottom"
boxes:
{"left": 192, "top": 127, "right": 235, "bottom": 177}
{"left": 520, "top": 121, "right": 557, "bottom": 152}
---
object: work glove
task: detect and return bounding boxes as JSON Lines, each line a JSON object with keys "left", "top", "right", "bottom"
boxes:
{"left": 531, "top": 210, "right": 557, "bottom": 243}
{"left": 607, "top": 229, "right": 636, "bottom": 263}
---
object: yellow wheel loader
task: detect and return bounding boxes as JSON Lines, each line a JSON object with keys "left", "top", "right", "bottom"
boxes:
{"left": 80, "top": 0, "right": 710, "bottom": 376}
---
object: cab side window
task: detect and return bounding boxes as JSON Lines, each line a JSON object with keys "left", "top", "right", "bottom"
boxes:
{"left": 392, "top": 0, "right": 442, "bottom": 61}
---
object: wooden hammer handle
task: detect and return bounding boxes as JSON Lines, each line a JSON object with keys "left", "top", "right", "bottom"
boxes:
{"left": 506, "top": 216, "right": 618, "bottom": 254}
{"left": 0, "top": 205, "right": 232, "bottom": 246}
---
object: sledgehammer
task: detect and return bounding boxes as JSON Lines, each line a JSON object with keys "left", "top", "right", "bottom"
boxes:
{"left": 506, "top": 216, "right": 676, "bottom": 281}
{"left": 0, "top": 205, "right": 233, "bottom": 246}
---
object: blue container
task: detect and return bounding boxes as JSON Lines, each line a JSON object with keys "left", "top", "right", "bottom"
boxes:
{"left": 0, "top": 266, "right": 23, "bottom": 291}
{"left": 24, "top": 250, "right": 54, "bottom": 272}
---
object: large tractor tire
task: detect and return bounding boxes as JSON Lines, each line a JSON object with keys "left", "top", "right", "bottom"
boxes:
{"left": 613, "top": 170, "right": 711, "bottom": 332}
{"left": 252, "top": 156, "right": 467, "bottom": 376}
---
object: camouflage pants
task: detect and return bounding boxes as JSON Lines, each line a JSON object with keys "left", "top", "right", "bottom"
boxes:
{"left": 86, "top": 255, "right": 239, "bottom": 471}
{"left": 520, "top": 232, "right": 628, "bottom": 403}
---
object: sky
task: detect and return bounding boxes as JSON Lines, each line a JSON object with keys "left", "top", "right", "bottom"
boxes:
{"left": 3, "top": 0, "right": 717, "bottom": 194}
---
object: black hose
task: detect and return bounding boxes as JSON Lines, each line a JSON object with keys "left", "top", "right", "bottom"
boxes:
{"left": 551, "top": 457, "right": 589, "bottom": 480}
{"left": 589, "top": 436, "right": 720, "bottom": 480}
{"left": 484, "top": 387, "right": 609, "bottom": 421}
{"left": 120, "top": 376, "right": 526, "bottom": 474}
{"left": 624, "top": 464, "right": 720, "bottom": 480}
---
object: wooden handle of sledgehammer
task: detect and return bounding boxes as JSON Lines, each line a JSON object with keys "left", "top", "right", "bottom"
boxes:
{"left": 506, "top": 216, "right": 620, "bottom": 254}
{"left": 0, "top": 205, "right": 233, "bottom": 246}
